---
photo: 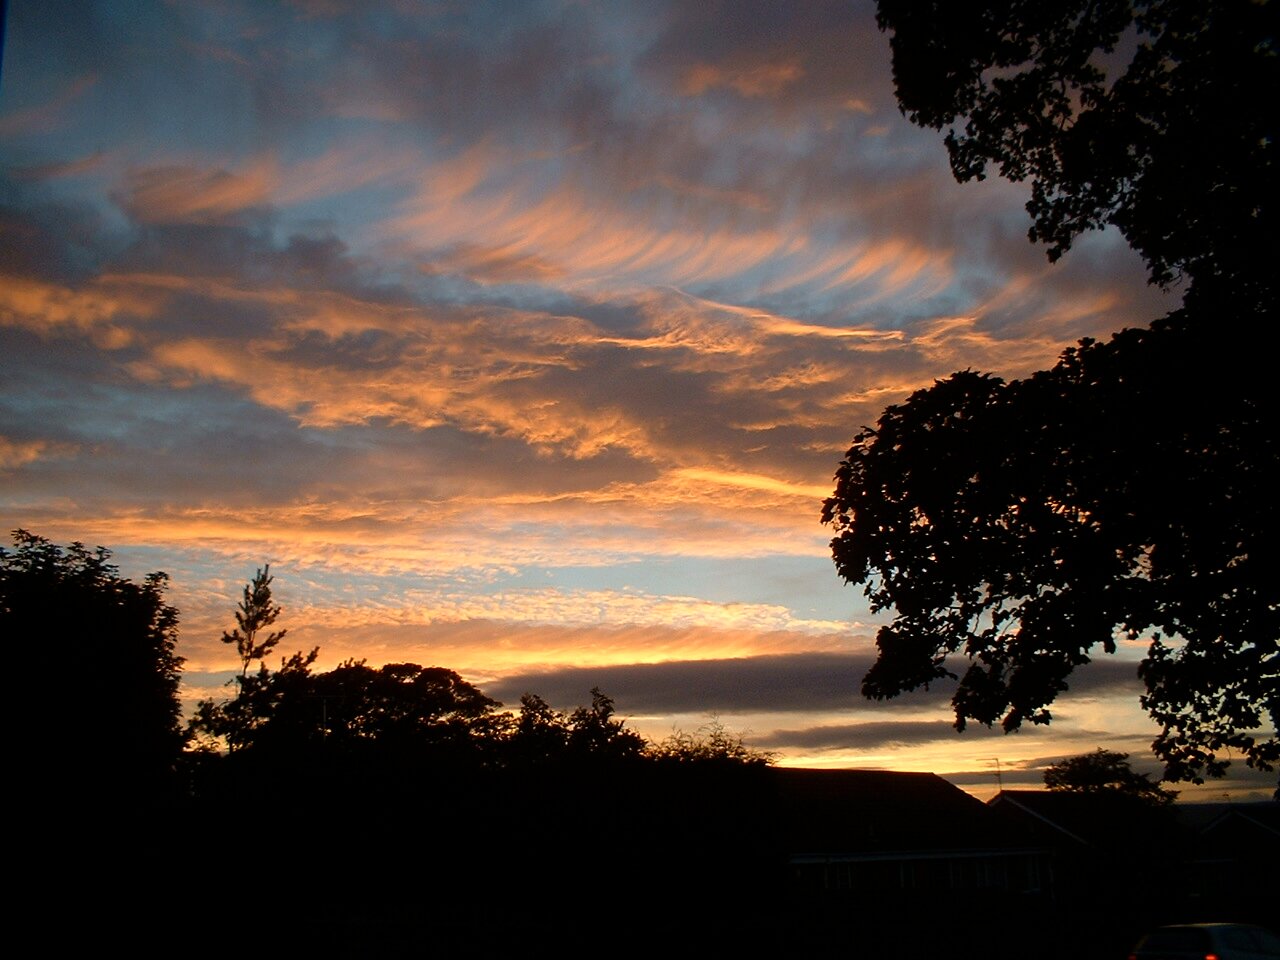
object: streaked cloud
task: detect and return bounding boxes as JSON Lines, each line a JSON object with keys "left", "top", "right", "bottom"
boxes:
{"left": 0, "top": 0, "right": 1211, "bottom": 794}
{"left": 0, "top": 437, "right": 62, "bottom": 469}
{"left": 118, "top": 163, "right": 277, "bottom": 225}
{"left": 758, "top": 720, "right": 1004, "bottom": 750}
{"left": 0, "top": 73, "right": 99, "bottom": 136}
{"left": 680, "top": 59, "right": 807, "bottom": 98}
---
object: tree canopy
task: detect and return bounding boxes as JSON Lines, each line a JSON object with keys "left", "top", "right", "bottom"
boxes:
{"left": 823, "top": 313, "right": 1277, "bottom": 781}
{"left": 875, "top": 0, "right": 1275, "bottom": 309}
{"left": 823, "top": 1, "right": 1278, "bottom": 788}
{"left": 190, "top": 569, "right": 745, "bottom": 770}
{"left": 1043, "top": 748, "right": 1178, "bottom": 805}
{"left": 648, "top": 717, "right": 776, "bottom": 767}
{"left": 192, "top": 655, "right": 502, "bottom": 758}
{"left": 191, "top": 571, "right": 502, "bottom": 757}
{"left": 1, "top": 529, "right": 184, "bottom": 792}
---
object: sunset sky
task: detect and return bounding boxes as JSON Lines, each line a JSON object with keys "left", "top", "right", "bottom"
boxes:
{"left": 2, "top": 0, "right": 1267, "bottom": 798}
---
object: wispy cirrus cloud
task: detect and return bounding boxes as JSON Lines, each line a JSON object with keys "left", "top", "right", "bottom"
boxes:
{"left": 0, "top": 436, "right": 68, "bottom": 470}
{"left": 0, "top": 73, "right": 99, "bottom": 136}
{"left": 0, "top": 0, "right": 1201, "bottom": 795}
{"left": 117, "top": 162, "right": 278, "bottom": 225}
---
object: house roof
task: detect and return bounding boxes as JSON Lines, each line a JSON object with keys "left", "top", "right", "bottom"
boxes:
{"left": 770, "top": 767, "right": 1023, "bottom": 858}
{"left": 1175, "top": 801, "right": 1280, "bottom": 837}
{"left": 988, "top": 789, "right": 1181, "bottom": 850}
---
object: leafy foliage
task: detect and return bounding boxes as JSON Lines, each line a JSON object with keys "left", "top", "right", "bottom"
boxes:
{"left": 648, "top": 717, "right": 776, "bottom": 767}
{"left": 193, "top": 571, "right": 502, "bottom": 755}
{"left": 209, "top": 657, "right": 501, "bottom": 756}
{"left": 192, "top": 572, "right": 771, "bottom": 774}
{"left": 840, "top": 0, "right": 1279, "bottom": 789}
{"left": 876, "top": 0, "right": 1275, "bottom": 306}
{"left": 189, "top": 646, "right": 319, "bottom": 753}
{"left": 822, "top": 311, "right": 1278, "bottom": 782}
{"left": 1044, "top": 749, "right": 1178, "bottom": 805}
{"left": 1, "top": 529, "right": 184, "bottom": 788}
{"left": 507, "top": 692, "right": 572, "bottom": 764}
{"left": 222, "top": 564, "right": 287, "bottom": 678}
{"left": 190, "top": 565, "right": 312, "bottom": 752}
{"left": 566, "top": 687, "right": 648, "bottom": 761}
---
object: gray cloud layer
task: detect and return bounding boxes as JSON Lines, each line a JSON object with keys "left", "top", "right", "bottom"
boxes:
{"left": 488, "top": 651, "right": 1142, "bottom": 716}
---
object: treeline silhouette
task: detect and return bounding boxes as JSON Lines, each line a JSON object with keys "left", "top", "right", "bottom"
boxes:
{"left": 4, "top": 532, "right": 784, "bottom": 955}
{"left": 183, "top": 686, "right": 782, "bottom": 955}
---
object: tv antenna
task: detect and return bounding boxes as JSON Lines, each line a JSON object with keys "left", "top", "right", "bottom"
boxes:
{"left": 980, "top": 757, "right": 1004, "bottom": 791}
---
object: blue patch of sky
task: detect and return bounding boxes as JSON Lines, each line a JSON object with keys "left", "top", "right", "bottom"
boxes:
{"left": 477, "top": 554, "right": 868, "bottom": 624}
{"left": 124, "top": 551, "right": 871, "bottom": 630}
{"left": 281, "top": 181, "right": 412, "bottom": 253}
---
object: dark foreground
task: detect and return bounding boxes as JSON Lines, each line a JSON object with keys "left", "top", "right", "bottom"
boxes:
{"left": 23, "top": 760, "right": 1278, "bottom": 958}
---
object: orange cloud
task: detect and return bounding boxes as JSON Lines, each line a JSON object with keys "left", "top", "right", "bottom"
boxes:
{"left": 16, "top": 453, "right": 840, "bottom": 607}
{"left": 120, "top": 161, "right": 279, "bottom": 224}
{"left": 390, "top": 153, "right": 964, "bottom": 318}
{"left": 293, "top": 586, "right": 851, "bottom": 636}
{"left": 8, "top": 150, "right": 110, "bottom": 180}
{"left": 0, "top": 437, "right": 58, "bottom": 470}
{"left": 654, "top": 174, "right": 774, "bottom": 213}
{"left": 390, "top": 152, "right": 951, "bottom": 306}
{"left": 181, "top": 615, "right": 864, "bottom": 683}
{"left": 819, "top": 238, "right": 952, "bottom": 299}
{"left": 0, "top": 274, "right": 159, "bottom": 344}
{"left": 274, "top": 142, "right": 423, "bottom": 205}
{"left": 75, "top": 265, "right": 1085, "bottom": 485}
{"left": 681, "top": 60, "right": 805, "bottom": 97}
{"left": 115, "top": 142, "right": 421, "bottom": 225}
{"left": 422, "top": 243, "right": 566, "bottom": 284}
{"left": 669, "top": 467, "right": 830, "bottom": 501}
{"left": 0, "top": 73, "right": 98, "bottom": 135}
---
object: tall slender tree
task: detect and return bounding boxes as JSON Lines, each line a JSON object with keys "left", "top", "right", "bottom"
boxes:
{"left": 223, "top": 565, "right": 287, "bottom": 679}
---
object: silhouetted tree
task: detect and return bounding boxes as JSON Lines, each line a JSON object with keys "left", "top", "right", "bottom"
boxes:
{"left": 300, "top": 660, "right": 500, "bottom": 752}
{"left": 567, "top": 687, "right": 646, "bottom": 761}
{"left": 875, "top": 0, "right": 1274, "bottom": 309}
{"left": 192, "top": 577, "right": 769, "bottom": 777}
{"left": 193, "top": 655, "right": 504, "bottom": 758}
{"left": 189, "top": 566, "right": 316, "bottom": 753}
{"left": 189, "top": 645, "right": 318, "bottom": 753}
{"left": 824, "top": 2, "right": 1278, "bottom": 789}
{"left": 824, "top": 316, "right": 1277, "bottom": 782}
{"left": 648, "top": 717, "right": 775, "bottom": 766}
{"left": 191, "top": 566, "right": 500, "bottom": 759}
{"left": 1, "top": 530, "right": 184, "bottom": 793}
{"left": 506, "top": 692, "right": 571, "bottom": 764}
{"left": 222, "top": 564, "right": 287, "bottom": 678}
{"left": 1044, "top": 748, "right": 1178, "bottom": 805}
